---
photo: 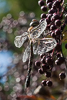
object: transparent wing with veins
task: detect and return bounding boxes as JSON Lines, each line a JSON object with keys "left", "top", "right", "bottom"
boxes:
{"left": 30, "top": 19, "right": 47, "bottom": 39}
{"left": 22, "top": 45, "right": 30, "bottom": 62}
{"left": 33, "top": 38, "right": 57, "bottom": 55}
{"left": 14, "top": 32, "right": 28, "bottom": 48}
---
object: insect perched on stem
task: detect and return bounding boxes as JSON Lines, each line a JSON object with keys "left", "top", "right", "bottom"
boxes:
{"left": 14, "top": 18, "right": 57, "bottom": 88}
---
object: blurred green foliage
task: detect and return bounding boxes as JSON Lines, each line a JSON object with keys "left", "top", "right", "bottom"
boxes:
{"left": 0, "top": 0, "right": 42, "bottom": 20}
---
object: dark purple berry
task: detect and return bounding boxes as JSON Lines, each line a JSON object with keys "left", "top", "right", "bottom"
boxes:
{"left": 47, "top": 14, "right": 52, "bottom": 20}
{"left": 46, "top": 18, "right": 51, "bottom": 24}
{"left": 65, "top": 44, "right": 67, "bottom": 49}
{"left": 46, "top": 80, "right": 52, "bottom": 87}
{"left": 40, "top": 13, "right": 47, "bottom": 18}
{"left": 52, "top": 0, "right": 60, "bottom": 8}
{"left": 41, "top": 80, "right": 47, "bottom": 86}
{"left": 50, "top": 24, "right": 56, "bottom": 30}
{"left": 59, "top": 72, "right": 66, "bottom": 79}
{"left": 48, "top": 8, "right": 56, "bottom": 14}
{"left": 42, "top": 64, "right": 50, "bottom": 71}
{"left": 55, "top": 57, "right": 65, "bottom": 65}
{"left": 55, "top": 19, "right": 61, "bottom": 27}
{"left": 35, "top": 61, "right": 41, "bottom": 67}
{"left": 45, "top": 71, "right": 51, "bottom": 77}
{"left": 56, "top": 53, "right": 61, "bottom": 58}
{"left": 55, "top": 29, "right": 61, "bottom": 36}
{"left": 40, "top": 53, "right": 45, "bottom": 58}
{"left": 52, "top": 4, "right": 56, "bottom": 9}
{"left": 46, "top": 57, "right": 53, "bottom": 65}
{"left": 39, "top": 18, "right": 44, "bottom": 22}
{"left": 51, "top": 32, "right": 56, "bottom": 38}
{"left": 38, "top": 68, "right": 44, "bottom": 74}
{"left": 46, "top": 25, "right": 50, "bottom": 30}
{"left": 47, "top": 2, "right": 52, "bottom": 8}
{"left": 41, "top": 6, "right": 47, "bottom": 12}
{"left": 38, "top": 0, "right": 45, "bottom": 6}
{"left": 53, "top": 14, "right": 60, "bottom": 20}
{"left": 55, "top": 43, "right": 61, "bottom": 52}
{"left": 58, "top": 57, "right": 65, "bottom": 64}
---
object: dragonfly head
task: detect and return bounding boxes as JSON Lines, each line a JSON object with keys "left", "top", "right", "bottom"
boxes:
{"left": 30, "top": 19, "right": 39, "bottom": 27}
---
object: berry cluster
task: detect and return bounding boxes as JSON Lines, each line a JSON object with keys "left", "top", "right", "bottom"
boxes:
{"left": 35, "top": 0, "right": 67, "bottom": 87}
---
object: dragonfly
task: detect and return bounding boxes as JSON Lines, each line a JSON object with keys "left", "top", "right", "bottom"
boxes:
{"left": 14, "top": 19, "right": 57, "bottom": 88}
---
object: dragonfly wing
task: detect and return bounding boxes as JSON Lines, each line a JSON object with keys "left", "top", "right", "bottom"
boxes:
{"left": 14, "top": 32, "right": 28, "bottom": 48}
{"left": 33, "top": 38, "right": 57, "bottom": 55}
{"left": 30, "top": 19, "right": 47, "bottom": 39}
{"left": 22, "top": 45, "right": 30, "bottom": 62}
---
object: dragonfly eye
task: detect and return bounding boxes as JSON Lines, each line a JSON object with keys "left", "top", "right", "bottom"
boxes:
{"left": 30, "top": 19, "right": 39, "bottom": 27}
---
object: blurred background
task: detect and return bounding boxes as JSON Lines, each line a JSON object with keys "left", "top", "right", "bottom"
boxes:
{"left": 0, "top": 0, "right": 67, "bottom": 100}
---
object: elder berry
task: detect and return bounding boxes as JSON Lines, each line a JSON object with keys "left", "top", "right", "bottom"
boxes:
{"left": 50, "top": 24, "right": 56, "bottom": 30}
{"left": 47, "top": 14, "right": 52, "bottom": 20}
{"left": 46, "top": 80, "right": 52, "bottom": 87}
{"left": 41, "top": 80, "right": 47, "bottom": 86}
{"left": 59, "top": 72, "right": 66, "bottom": 79}
{"left": 41, "top": 6, "right": 47, "bottom": 12}
{"left": 38, "top": 68, "right": 44, "bottom": 74}
{"left": 40, "top": 53, "right": 45, "bottom": 58}
{"left": 47, "top": 2, "right": 52, "bottom": 9}
{"left": 56, "top": 57, "right": 65, "bottom": 65}
{"left": 38, "top": 0, "right": 45, "bottom": 6}
{"left": 40, "top": 13, "right": 47, "bottom": 18}
{"left": 58, "top": 57, "right": 65, "bottom": 64}
{"left": 51, "top": 32, "right": 56, "bottom": 38}
{"left": 45, "top": 71, "right": 51, "bottom": 77}
{"left": 46, "top": 57, "right": 53, "bottom": 65}
{"left": 55, "top": 29, "right": 61, "bottom": 36}
{"left": 46, "top": 25, "right": 50, "bottom": 30}
{"left": 53, "top": 14, "right": 60, "bottom": 20}
{"left": 48, "top": 8, "right": 56, "bottom": 14}
{"left": 46, "top": 18, "right": 51, "bottom": 24}
{"left": 35, "top": 61, "right": 41, "bottom": 67}
{"left": 55, "top": 19, "right": 61, "bottom": 27}
{"left": 52, "top": 4, "right": 56, "bottom": 9}
{"left": 52, "top": 0, "right": 60, "bottom": 8}
{"left": 56, "top": 53, "right": 61, "bottom": 58}
{"left": 55, "top": 43, "right": 61, "bottom": 52}
{"left": 42, "top": 64, "right": 50, "bottom": 71}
